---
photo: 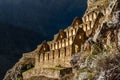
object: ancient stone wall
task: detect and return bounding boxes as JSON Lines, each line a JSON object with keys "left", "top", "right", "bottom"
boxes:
{"left": 23, "top": 68, "right": 72, "bottom": 80}
{"left": 34, "top": 8, "right": 105, "bottom": 69}
{"left": 82, "top": 11, "right": 99, "bottom": 23}
{"left": 21, "top": 0, "right": 120, "bottom": 80}
{"left": 24, "top": 4, "right": 113, "bottom": 79}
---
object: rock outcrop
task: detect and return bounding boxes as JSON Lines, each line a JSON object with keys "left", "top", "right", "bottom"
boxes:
{"left": 71, "top": 0, "right": 120, "bottom": 80}
{"left": 3, "top": 52, "right": 35, "bottom": 80}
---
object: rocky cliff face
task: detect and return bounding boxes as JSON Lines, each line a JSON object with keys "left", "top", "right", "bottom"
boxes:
{"left": 71, "top": 17, "right": 120, "bottom": 80}
{"left": 87, "top": 0, "right": 98, "bottom": 6}
{"left": 3, "top": 0, "right": 120, "bottom": 80}
{"left": 71, "top": 0, "right": 120, "bottom": 80}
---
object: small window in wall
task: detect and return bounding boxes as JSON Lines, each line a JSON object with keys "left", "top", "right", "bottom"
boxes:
{"left": 87, "top": 26, "right": 90, "bottom": 30}
{"left": 69, "top": 37, "right": 73, "bottom": 45}
{"left": 69, "top": 30, "right": 72, "bottom": 37}
{"left": 60, "top": 35, "right": 63, "bottom": 38}
{"left": 90, "top": 15, "right": 92, "bottom": 21}
{"left": 62, "top": 40, "right": 65, "bottom": 47}
{"left": 59, "top": 41, "right": 62, "bottom": 48}
{"left": 58, "top": 42, "right": 59, "bottom": 49}
{"left": 73, "top": 29, "right": 76, "bottom": 35}
{"left": 48, "top": 53, "right": 49, "bottom": 60}
{"left": 86, "top": 16, "right": 89, "bottom": 22}
{"left": 71, "top": 30, "right": 73, "bottom": 36}
{"left": 44, "top": 47, "right": 46, "bottom": 51}
{"left": 53, "top": 44, "right": 55, "bottom": 50}
{"left": 66, "top": 31, "right": 69, "bottom": 37}
{"left": 80, "top": 25, "right": 82, "bottom": 28}
{"left": 55, "top": 43, "right": 58, "bottom": 49}
{"left": 51, "top": 44, "right": 52, "bottom": 50}
{"left": 62, "top": 43, "right": 65, "bottom": 47}
{"left": 84, "top": 26, "right": 86, "bottom": 31}
{"left": 58, "top": 50, "right": 60, "bottom": 58}
{"left": 91, "top": 22, "right": 94, "bottom": 28}
{"left": 66, "top": 39, "right": 68, "bottom": 46}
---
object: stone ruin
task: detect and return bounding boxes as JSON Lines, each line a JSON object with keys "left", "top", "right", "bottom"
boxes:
{"left": 22, "top": 0, "right": 120, "bottom": 79}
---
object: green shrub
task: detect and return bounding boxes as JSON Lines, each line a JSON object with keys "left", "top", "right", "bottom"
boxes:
{"left": 17, "top": 77, "right": 23, "bottom": 80}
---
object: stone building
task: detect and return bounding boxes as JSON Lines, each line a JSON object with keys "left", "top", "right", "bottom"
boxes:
{"left": 22, "top": 0, "right": 113, "bottom": 79}
{"left": 34, "top": 21, "right": 85, "bottom": 69}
